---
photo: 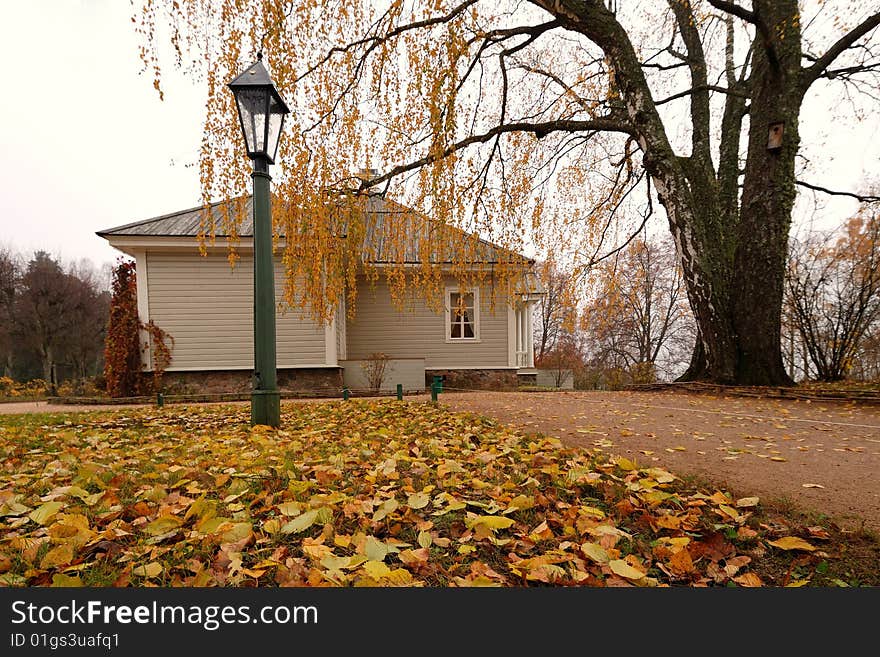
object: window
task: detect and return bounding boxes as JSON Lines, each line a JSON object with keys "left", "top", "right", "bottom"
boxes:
{"left": 447, "top": 289, "right": 479, "bottom": 341}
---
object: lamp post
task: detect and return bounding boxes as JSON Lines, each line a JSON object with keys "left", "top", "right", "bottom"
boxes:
{"left": 228, "top": 53, "right": 290, "bottom": 427}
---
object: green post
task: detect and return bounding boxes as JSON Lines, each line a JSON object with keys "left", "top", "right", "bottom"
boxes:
{"left": 157, "top": 392, "right": 164, "bottom": 408}
{"left": 433, "top": 375, "right": 443, "bottom": 393}
{"left": 430, "top": 382, "right": 438, "bottom": 403}
{"left": 396, "top": 383, "right": 403, "bottom": 400}
{"left": 343, "top": 387, "right": 350, "bottom": 401}
{"left": 250, "top": 158, "right": 281, "bottom": 427}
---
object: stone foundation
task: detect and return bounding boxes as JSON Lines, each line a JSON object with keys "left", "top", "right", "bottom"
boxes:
{"left": 517, "top": 372, "right": 537, "bottom": 386}
{"left": 159, "top": 368, "right": 343, "bottom": 396}
{"left": 426, "top": 369, "right": 518, "bottom": 391}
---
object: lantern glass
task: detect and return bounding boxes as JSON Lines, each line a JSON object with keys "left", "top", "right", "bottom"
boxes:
{"left": 266, "top": 94, "right": 286, "bottom": 163}
{"left": 234, "top": 87, "right": 269, "bottom": 155}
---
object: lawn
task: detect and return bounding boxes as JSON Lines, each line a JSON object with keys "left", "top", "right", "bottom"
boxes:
{"left": 0, "top": 400, "right": 875, "bottom": 587}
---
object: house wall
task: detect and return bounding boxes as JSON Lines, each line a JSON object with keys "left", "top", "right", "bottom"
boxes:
{"left": 145, "top": 251, "right": 326, "bottom": 371}
{"left": 340, "top": 358, "right": 426, "bottom": 393}
{"left": 345, "top": 276, "right": 512, "bottom": 369}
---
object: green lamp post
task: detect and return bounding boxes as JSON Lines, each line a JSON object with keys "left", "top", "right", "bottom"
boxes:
{"left": 228, "top": 53, "right": 290, "bottom": 427}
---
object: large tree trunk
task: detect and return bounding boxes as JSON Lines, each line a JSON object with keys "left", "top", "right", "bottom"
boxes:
{"left": 730, "top": 0, "right": 801, "bottom": 385}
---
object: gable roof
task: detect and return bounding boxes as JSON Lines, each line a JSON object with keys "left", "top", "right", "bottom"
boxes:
{"left": 98, "top": 195, "right": 534, "bottom": 266}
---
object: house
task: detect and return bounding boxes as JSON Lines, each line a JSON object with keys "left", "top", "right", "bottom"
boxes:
{"left": 97, "top": 193, "right": 541, "bottom": 395}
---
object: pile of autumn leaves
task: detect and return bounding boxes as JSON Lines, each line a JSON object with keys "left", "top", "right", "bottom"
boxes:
{"left": 0, "top": 401, "right": 823, "bottom": 587}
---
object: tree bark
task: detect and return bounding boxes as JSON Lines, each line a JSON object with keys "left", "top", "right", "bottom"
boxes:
{"left": 729, "top": 0, "right": 801, "bottom": 385}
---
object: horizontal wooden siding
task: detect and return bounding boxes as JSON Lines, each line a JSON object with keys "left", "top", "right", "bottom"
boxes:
{"left": 146, "top": 251, "right": 325, "bottom": 370}
{"left": 345, "top": 277, "right": 510, "bottom": 368}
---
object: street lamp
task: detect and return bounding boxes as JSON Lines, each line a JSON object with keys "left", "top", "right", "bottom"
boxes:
{"left": 228, "top": 53, "right": 290, "bottom": 427}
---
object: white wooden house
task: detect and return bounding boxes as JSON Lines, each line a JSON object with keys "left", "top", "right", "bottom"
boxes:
{"left": 98, "top": 195, "right": 540, "bottom": 394}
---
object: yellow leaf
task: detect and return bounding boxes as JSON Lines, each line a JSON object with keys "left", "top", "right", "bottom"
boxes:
{"left": 41, "top": 544, "right": 75, "bottom": 569}
{"left": 220, "top": 522, "right": 252, "bottom": 544}
{"left": 196, "top": 516, "right": 230, "bottom": 534}
{"left": 132, "top": 562, "right": 163, "bottom": 578}
{"left": 184, "top": 496, "right": 215, "bottom": 522}
{"left": 453, "top": 576, "right": 502, "bottom": 587}
{"left": 363, "top": 536, "right": 389, "bottom": 562}
{"left": 262, "top": 518, "right": 281, "bottom": 535}
{"left": 466, "top": 515, "right": 515, "bottom": 531}
{"left": 770, "top": 456, "right": 787, "bottom": 462}
{"left": 144, "top": 515, "right": 183, "bottom": 536}
{"left": 718, "top": 505, "right": 742, "bottom": 521}
{"left": 608, "top": 559, "right": 645, "bottom": 580}
{"left": 417, "top": 530, "right": 433, "bottom": 549}
{"left": 29, "top": 501, "right": 64, "bottom": 526}
{"left": 320, "top": 555, "right": 349, "bottom": 572}
{"left": 735, "top": 497, "right": 760, "bottom": 508}
{"left": 277, "top": 501, "right": 301, "bottom": 516}
{"left": 315, "top": 507, "right": 334, "bottom": 524}
{"left": 302, "top": 543, "right": 332, "bottom": 560}
{"left": 372, "top": 498, "right": 398, "bottom": 522}
{"left": 581, "top": 542, "right": 609, "bottom": 564}
{"left": 363, "top": 560, "right": 391, "bottom": 579}
{"left": 281, "top": 509, "right": 318, "bottom": 534}
{"left": 407, "top": 492, "right": 430, "bottom": 509}
{"left": 51, "top": 573, "right": 83, "bottom": 587}
{"left": 768, "top": 536, "right": 817, "bottom": 552}
{"left": 385, "top": 568, "right": 414, "bottom": 586}
{"left": 398, "top": 548, "right": 429, "bottom": 565}
{"left": 615, "top": 457, "right": 637, "bottom": 471}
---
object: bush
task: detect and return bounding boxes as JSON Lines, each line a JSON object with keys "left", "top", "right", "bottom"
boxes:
{"left": 0, "top": 377, "right": 49, "bottom": 399}
{"left": 361, "top": 352, "right": 391, "bottom": 392}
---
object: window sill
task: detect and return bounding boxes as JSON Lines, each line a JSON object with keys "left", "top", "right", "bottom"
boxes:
{"left": 445, "top": 338, "right": 482, "bottom": 344}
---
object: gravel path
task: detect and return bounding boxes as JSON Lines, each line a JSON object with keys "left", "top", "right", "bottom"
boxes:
{"left": 439, "top": 390, "right": 880, "bottom": 531}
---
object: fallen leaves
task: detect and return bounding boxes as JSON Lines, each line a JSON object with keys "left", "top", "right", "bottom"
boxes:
{"left": 0, "top": 400, "right": 847, "bottom": 587}
{"left": 768, "top": 537, "right": 818, "bottom": 552}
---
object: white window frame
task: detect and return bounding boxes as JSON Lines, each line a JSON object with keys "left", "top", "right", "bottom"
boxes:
{"left": 445, "top": 287, "right": 480, "bottom": 342}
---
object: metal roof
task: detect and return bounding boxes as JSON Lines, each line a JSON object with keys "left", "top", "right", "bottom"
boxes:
{"left": 97, "top": 194, "right": 532, "bottom": 266}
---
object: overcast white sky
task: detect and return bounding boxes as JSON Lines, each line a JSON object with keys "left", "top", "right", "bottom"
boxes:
{"left": 0, "top": 1, "right": 876, "bottom": 273}
{"left": 0, "top": 0, "right": 204, "bottom": 270}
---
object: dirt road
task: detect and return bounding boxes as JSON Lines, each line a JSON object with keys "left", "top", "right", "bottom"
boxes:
{"left": 439, "top": 390, "right": 880, "bottom": 531}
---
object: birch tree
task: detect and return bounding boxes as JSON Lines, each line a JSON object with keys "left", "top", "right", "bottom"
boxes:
{"left": 137, "top": 0, "right": 880, "bottom": 384}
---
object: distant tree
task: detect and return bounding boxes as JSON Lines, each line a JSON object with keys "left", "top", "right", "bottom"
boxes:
{"left": 534, "top": 261, "right": 578, "bottom": 360}
{"left": 785, "top": 209, "right": 880, "bottom": 381}
{"left": 14, "top": 252, "right": 77, "bottom": 385}
{"left": 65, "top": 261, "right": 111, "bottom": 380}
{"left": 535, "top": 331, "right": 583, "bottom": 388}
{"left": 104, "top": 260, "right": 143, "bottom": 397}
{"left": 0, "top": 247, "right": 19, "bottom": 378}
{"left": 583, "top": 236, "right": 693, "bottom": 381}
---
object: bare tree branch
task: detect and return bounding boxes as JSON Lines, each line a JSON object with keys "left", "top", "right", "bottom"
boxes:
{"left": 706, "top": 0, "right": 778, "bottom": 70}
{"left": 803, "top": 11, "right": 880, "bottom": 87}
{"left": 360, "top": 117, "right": 635, "bottom": 191}
{"left": 655, "top": 83, "right": 750, "bottom": 105}
{"left": 796, "top": 180, "right": 880, "bottom": 203}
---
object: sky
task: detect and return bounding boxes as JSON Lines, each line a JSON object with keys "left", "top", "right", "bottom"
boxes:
{"left": 0, "top": 1, "right": 877, "bottom": 274}
{"left": 0, "top": 0, "right": 204, "bottom": 271}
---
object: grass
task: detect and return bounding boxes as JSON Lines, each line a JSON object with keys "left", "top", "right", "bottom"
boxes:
{"left": 0, "top": 400, "right": 876, "bottom": 587}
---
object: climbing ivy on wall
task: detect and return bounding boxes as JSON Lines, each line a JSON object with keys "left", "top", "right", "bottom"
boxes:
{"left": 103, "top": 260, "right": 173, "bottom": 397}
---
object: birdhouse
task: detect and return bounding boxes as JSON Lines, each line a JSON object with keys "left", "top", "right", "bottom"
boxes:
{"left": 767, "top": 122, "right": 785, "bottom": 150}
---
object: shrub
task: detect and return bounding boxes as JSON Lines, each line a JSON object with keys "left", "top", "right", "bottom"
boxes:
{"left": 361, "top": 352, "right": 391, "bottom": 392}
